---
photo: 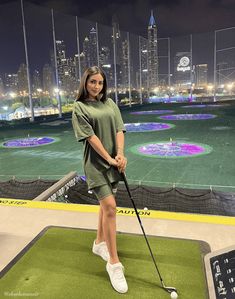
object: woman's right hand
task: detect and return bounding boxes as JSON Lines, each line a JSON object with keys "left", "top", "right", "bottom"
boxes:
{"left": 107, "top": 157, "right": 118, "bottom": 167}
{"left": 115, "top": 154, "right": 127, "bottom": 173}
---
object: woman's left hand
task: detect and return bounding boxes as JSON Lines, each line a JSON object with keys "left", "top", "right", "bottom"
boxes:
{"left": 115, "top": 154, "right": 127, "bottom": 173}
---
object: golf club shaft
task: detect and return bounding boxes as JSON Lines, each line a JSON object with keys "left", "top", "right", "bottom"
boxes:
{"left": 121, "top": 173, "right": 164, "bottom": 286}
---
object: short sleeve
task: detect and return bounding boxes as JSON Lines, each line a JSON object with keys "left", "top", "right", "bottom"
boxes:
{"left": 107, "top": 99, "right": 126, "bottom": 133}
{"left": 72, "top": 102, "right": 94, "bottom": 142}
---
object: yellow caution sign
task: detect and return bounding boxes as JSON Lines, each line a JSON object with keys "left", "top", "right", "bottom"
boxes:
{"left": 1, "top": 197, "right": 235, "bottom": 226}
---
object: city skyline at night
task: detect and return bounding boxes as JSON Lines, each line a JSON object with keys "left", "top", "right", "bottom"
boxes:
{"left": 0, "top": 0, "right": 235, "bottom": 116}
{"left": 0, "top": 9, "right": 218, "bottom": 97}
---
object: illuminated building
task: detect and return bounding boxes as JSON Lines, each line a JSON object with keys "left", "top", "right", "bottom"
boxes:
{"left": 79, "top": 52, "right": 86, "bottom": 75}
{"left": 17, "top": 63, "right": 28, "bottom": 93}
{"left": 54, "top": 40, "right": 77, "bottom": 93}
{"left": 42, "top": 64, "right": 54, "bottom": 95}
{"left": 32, "top": 69, "right": 41, "bottom": 92}
{"left": 140, "top": 38, "right": 148, "bottom": 89}
{"left": 4, "top": 73, "right": 18, "bottom": 93}
{"left": 0, "top": 76, "right": 4, "bottom": 95}
{"left": 112, "top": 16, "right": 123, "bottom": 88}
{"left": 217, "top": 62, "right": 229, "bottom": 85}
{"left": 89, "top": 27, "right": 98, "bottom": 67}
{"left": 121, "top": 39, "right": 129, "bottom": 88}
{"left": 112, "top": 15, "right": 121, "bottom": 66}
{"left": 82, "top": 28, "right": 98, "bottom": 70}
{"left": 147, "top": 10, "right": 158, "bottom": 89}
{"left": 99, "top": 46, "right": 114, "bottom": 87}
{"left": 83, "top": 37, "right": 90, "bottom": 69}
{"left": 99, "top": 46, "right": 110, "bottom": 66}
{"left": 195, "top": 64, "right": 208, "bottom": 87}
{"left": 174, "top": 52, "right": 191, "bottom": 86}
{"left": 55, "top": 40, "right": 67, "bottom": 90}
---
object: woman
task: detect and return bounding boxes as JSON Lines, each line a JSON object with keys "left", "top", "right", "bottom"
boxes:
{"left": 72, "top": 66, "right": 128, "bottom": 294}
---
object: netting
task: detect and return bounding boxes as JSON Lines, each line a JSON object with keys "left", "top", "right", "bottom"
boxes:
{"left": 1, "top": 176, "right": 235, "bottom": 216}
{"left": 66, "top": 177, "right": 235, "bottom": 216}
{"left": 0, "top": 179, "right": 57, "bottom": 200}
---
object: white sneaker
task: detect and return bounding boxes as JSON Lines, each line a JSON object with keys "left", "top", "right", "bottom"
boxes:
{"left": 106, "top": 262, "right": 128, "bottom": 294}
{"left": 92, "top": 240, "right": 110, "bottom": 262}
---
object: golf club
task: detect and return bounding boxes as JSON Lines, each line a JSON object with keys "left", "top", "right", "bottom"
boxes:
{"left": 121, "top": 172, "right": 178, "bottom": 297}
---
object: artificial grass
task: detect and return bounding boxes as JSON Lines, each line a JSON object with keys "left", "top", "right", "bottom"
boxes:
{"left": 0, "top": 101, "right": 235, "bottom": 191}
{"left": 0, "top": 227, "right": 209, "bottom": 299}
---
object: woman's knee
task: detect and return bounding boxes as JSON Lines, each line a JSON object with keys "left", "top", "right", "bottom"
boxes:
{"left": 101, "top": 197, "right": 116, "bottom": 218}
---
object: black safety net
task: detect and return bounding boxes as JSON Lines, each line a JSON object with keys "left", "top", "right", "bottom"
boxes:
{"left": 1, "top": 176, "right": 235, "bottom": 216}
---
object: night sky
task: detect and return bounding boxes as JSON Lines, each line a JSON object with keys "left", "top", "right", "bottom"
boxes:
{"left": 1, "top": 0, "right": 235, "bottom": 76}
{"left": 26, "top": 0, "right": 235, "bottom": 37}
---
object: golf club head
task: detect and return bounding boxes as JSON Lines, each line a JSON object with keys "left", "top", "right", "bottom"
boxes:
{"left": 162, "top": 281, "right": 177, "bottom": 293}
{"left": 164, "top": 286, "right": 177, "bottom": 294}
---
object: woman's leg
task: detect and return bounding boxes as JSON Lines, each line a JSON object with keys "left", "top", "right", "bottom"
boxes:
{"left": 96, "top": 182, "right": 118, "bottom": 244}
{"left": 99, "top": 194, "right": 119, "bottom": 264}
{"left": 96, "top": 205, "right": 105, "bottom": 243}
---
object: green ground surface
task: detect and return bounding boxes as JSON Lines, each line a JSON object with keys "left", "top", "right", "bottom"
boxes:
{"left": 0, "top": 101, "right": 235, "bottom": 191}
{"left": 0, "top": 227, "right": 209, "bottom": 299}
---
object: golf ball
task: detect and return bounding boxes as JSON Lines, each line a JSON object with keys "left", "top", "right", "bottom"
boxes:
{"left": 144, "top": 207, "right": 148, "bottom": 210}
{"left": 170, "top": 291, "right": 178, "bottom": 299}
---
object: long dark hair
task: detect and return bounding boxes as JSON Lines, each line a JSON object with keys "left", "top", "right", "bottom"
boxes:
{"left": 76, "top": 66, "right": 107, "bottom": 102}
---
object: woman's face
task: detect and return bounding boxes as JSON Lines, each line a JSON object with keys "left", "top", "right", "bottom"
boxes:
{"left": 86, "top": 73, "right": 104, "bottom": 100}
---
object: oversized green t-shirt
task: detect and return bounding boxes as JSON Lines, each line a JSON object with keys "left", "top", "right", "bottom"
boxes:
{"left": 72, "top": 98, "right": 126, "bottom": 189}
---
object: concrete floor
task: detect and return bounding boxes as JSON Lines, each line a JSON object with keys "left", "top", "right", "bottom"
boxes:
{"left": 1, "top": 203, "right": 235, "bottom": 273}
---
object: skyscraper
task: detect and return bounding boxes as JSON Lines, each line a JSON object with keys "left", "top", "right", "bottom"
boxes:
{"left": 79, "top": 52, "right": 86, "bottom": 75}
{"left": 99, "top": 46, "right": 110, "bottom": 66}
{"left": 99, "top": 46, "right": 114, "bottom": 87}
{"left": 54, "top": 40, "right": 77, "bottom": 93}
{"left": 89, "top": 27, "right": 98, "bottom": 67}
{"left": 17, "top": 63, "right": 28, "bottom": 94}
{"left": 64, "top": 57, "right": 77, "bottom": 92}
{"left": 140, "top": 37, "right": 148, "bottom": 89}
{"left": 0, "top": 76, "right": 4, "bottom": 95}
{"left": 174, "top": 52, "right": 191, "bottom": 86}
{"left": 121, "top": 39, "right": 129, "bottom": 89}
{"left": 83, "top": 37, "right": 90, "bottom": 70}
{"left": 112, "top": 15, "right": 122, "bottom": 88}
{"left": 42, "top": 64, "right": 54, "bottom": 95}
{"left": 74, "top": 54, "right": 80, "bottom": 85}
{"left": 82, "top": 28, "right": 99, "bottom": 70}
{"left": 32, "top": 69, "right": 41, "bottom": 92}
{"left": 4, "top": 73, "right": 18, "bottom": 93}
{"left": 147, "top": 10, "right": 158, "bottom": 90}
{"left": 112, "top": 14, "right": 121, "bottom": 66}
{"left": 55, "top": 40, "right": 67, "bottom": 90}
{"left": 195, "top": 64, "right": 208, "bottom": 87}
{"left": 217, "top": 62, "right": 229, "bottom": 85}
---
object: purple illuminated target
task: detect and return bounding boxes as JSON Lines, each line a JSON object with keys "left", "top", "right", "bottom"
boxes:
{"left": 130, "top": 110, "right": 174, "bottom": 115}
{"left": 159, "top": 114, "right": 216, "bottom": 120}
{"left": 131, "top": 141, "right": 212, "bottom": 158}
{"left": 2, "top": 137, "right": 56, "bottom": 148}
{"left": 125, "top": 122, "right": 174, "bottom": 132}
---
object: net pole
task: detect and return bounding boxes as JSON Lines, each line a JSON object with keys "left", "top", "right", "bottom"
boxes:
{"left": 213, "top": 30, "right": 217, "bottom": 102}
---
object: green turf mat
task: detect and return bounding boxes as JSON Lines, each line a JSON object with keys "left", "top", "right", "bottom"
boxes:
{"left": 0, "top": 227, "right": 209, "bottom": 299}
